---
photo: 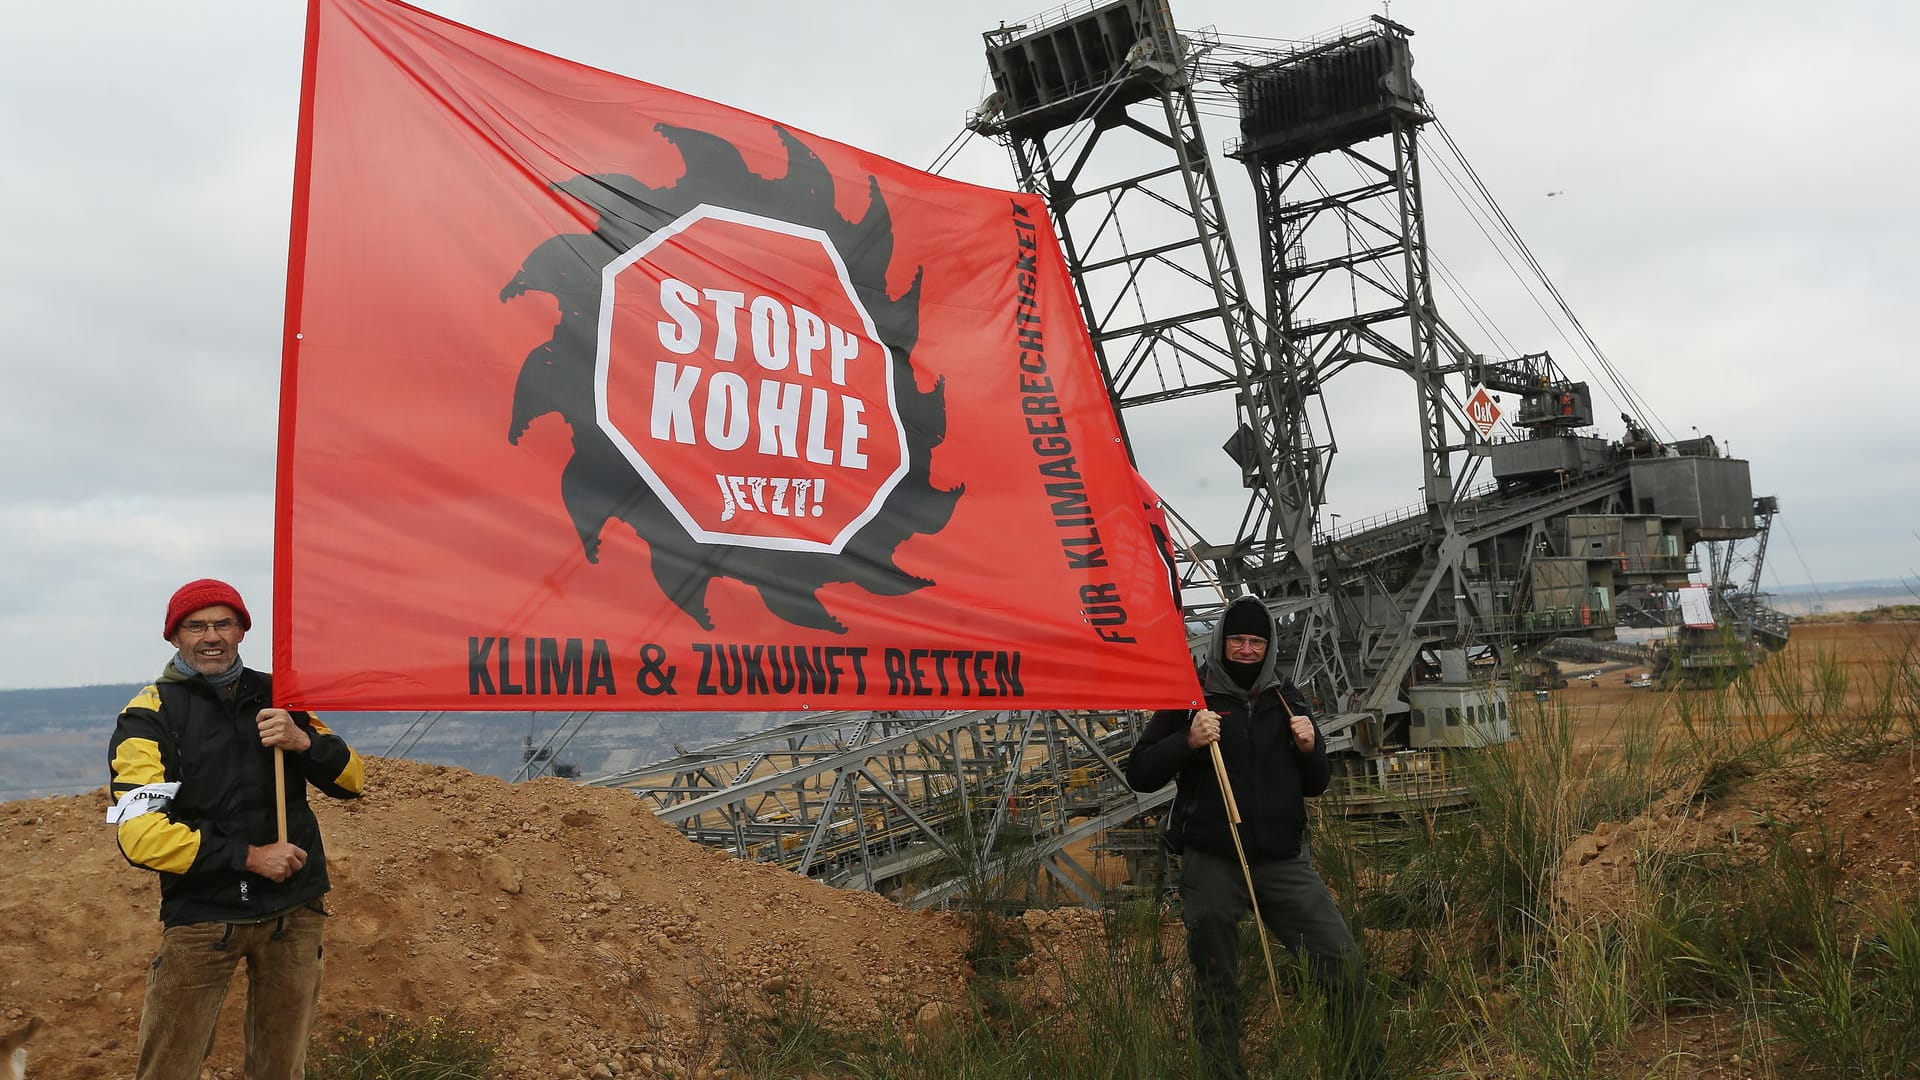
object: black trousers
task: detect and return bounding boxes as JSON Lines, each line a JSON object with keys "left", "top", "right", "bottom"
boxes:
{"left": 1179, "top": 844, "right": 1379, "bottom": 1079}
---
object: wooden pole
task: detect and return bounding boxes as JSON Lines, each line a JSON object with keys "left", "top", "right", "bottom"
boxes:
{"left": 273, "top": 747, "right": 288, "bottom": 844}
{"left": 1209, "top": 741, "right": 1285, "bottom": 1019}
{"left": 1167, "top": 516, "right": 1229, "bottom": 604}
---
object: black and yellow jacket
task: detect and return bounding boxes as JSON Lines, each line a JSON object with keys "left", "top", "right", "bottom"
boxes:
{"left": 108, "top": 664, "right": 364, "bottom": 926}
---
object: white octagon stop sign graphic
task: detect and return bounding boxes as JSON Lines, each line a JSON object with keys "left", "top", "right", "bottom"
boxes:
{"left": 595, "top": 206, "right": 909, "bottom": 553}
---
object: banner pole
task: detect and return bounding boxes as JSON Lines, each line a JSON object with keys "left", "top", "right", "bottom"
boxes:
{"left": 1209, "top": 741, "right": 1285, "bottom": 1020}
{"left": 273, "top": 748, "right": 288, "bottom": 844}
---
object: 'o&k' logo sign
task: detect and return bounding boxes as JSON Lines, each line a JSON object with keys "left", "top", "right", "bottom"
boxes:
{"left": 1465, "top": 384, "right": 1501, "bottom": 441}
{"left": 597, "top": 207, "right": 910, "bottom": 553}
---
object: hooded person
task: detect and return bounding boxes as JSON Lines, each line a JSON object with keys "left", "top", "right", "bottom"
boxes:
{"left": 1126, "top": 594, "right": 1381, "bottom": 1079}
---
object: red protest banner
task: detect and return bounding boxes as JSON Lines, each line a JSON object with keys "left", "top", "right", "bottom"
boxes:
{"left": 273, "top": 0, "right": 1201, "bottom": 711}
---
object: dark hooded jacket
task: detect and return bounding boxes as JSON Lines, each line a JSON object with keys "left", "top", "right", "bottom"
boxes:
{"left": 1126, "top": 594, "right": 1331, "bottom": 862}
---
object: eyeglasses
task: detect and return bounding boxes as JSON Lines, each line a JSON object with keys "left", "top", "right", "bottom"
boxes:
{"left": 179, "top": 618, "right": 239, "bottom": 636}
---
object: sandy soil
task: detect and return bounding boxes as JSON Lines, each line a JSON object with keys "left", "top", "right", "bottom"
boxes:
{"left": 1558, "top": 620, "right": 1918, "bottom": 749}
{"left": 2, "top": 620, "right": 1914, "bottom": 1079}
{"left": 1554, "top": 621, "right": 1919, "bottom": 916}
{"left": 1551, "top": 620, "right": 1920, "bottom": 1078}
{"left": 0, "top": 761, "right": 969, "bottom": 1079}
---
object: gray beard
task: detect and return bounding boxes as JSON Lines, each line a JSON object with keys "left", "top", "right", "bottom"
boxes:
{"left": 172, "top": 649, "right": 244, "bottom": 686}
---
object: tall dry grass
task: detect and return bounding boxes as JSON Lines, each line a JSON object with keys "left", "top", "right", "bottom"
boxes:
{"left": 321, "top": 624, "right": 1920, "bottom": 1079}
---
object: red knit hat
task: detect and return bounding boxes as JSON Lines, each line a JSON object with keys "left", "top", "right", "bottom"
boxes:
{"left": 163, "top": 579, "right": 252, "bottom": 640}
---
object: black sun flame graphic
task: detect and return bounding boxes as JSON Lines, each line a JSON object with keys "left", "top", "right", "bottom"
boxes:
{"left": 500, "top": 124, "right": 962, "bottom": 634}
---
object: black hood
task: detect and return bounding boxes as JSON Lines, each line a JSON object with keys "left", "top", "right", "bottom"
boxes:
{"left": 1201, "top": 595, "right": 1278, "bottom": 698}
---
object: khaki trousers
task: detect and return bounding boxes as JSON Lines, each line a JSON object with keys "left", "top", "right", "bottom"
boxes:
{"left": 135, "top": 905, "right": 327, "bottom": 1080}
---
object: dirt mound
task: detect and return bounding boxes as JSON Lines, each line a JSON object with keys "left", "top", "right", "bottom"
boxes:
{"left": 5, "top": 620, "right": 1913, "bottom": 1079}
{"left": 1555, "top": 621, "right": 1920, "bottom": 925}
{"left": 1555, "top": 746, "right": 1920, "bottom": 925}
{"left": 0, "top": 757, "right": 971, "bottom": 1079}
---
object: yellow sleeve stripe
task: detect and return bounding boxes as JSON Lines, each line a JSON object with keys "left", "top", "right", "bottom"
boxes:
{"left": 124, "top": 684, "right": 161, "bottom": 713}
{"left": 334, "top": 748, "right": 367, "bottom": 795}
{"left": 118, "top": 812, "right": 200, "bottom": 875}
{"left": 108, "top": 735, "right": 200, "bottom": 873}
{"left": 111, "top": 736, "right": 167, "bottom": 790}
{"left": 307, "top": 716, "right": 367, "bottom": 795}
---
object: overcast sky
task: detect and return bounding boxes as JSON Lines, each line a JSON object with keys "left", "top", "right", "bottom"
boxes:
{"left": 2, "top": 0, "right": 1912, "bottom": 691}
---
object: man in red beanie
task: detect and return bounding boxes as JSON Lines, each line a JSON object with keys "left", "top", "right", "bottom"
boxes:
{"left": 108, "top": 579, "right": 366, "bottom": 1080}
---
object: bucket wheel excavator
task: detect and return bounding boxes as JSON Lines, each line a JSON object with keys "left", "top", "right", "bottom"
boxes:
{"left": 587, "top": 2, "right": 1787, "bottom": 904}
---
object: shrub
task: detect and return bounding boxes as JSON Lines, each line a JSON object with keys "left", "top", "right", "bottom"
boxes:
{"left": 308, "top": 1013, "right": 498, "bottom": 1080}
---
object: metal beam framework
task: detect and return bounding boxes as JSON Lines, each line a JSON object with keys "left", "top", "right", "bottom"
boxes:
{"left": 1706, "top": 497, "right": 1789, "bottom": 649}
{"left": 567, "top": 6, "right": 1790, "bottom": 910}
{"left": 974, "top": 15, "right": 1328, "bottom": 616}
{"left": 1223, "top": 20, "right": 1635, "bottom": 732}
{"left": 591, "top": 709, "right": 1172, "bottom": 908}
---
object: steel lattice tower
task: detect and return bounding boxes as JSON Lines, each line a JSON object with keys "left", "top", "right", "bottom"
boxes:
{"left": 970, "top": 0, "right": 1363, "bottom": 733}
{"left": 579, "top": 2, "right": 1786, "bottom": 902}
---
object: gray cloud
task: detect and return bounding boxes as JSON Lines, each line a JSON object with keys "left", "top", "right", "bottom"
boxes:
{"left": 2, "top": 0, "right": 1908, "bottom": 688}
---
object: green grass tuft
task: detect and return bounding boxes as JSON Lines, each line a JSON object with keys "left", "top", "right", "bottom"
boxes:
{"left": 308, "top": 1013, "right": 499, "bottom": 1080}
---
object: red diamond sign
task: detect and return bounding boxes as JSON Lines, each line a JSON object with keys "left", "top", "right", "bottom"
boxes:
{"left": 597, "top": 206, "right": 909, "bottom": 553}
{"left": 1466, "top": 384, "right": 1501, "bottom": 440}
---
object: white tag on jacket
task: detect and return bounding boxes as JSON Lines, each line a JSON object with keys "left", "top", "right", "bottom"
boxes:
{"left": 105, "top": 782, "right": 181, "bottom": 825}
